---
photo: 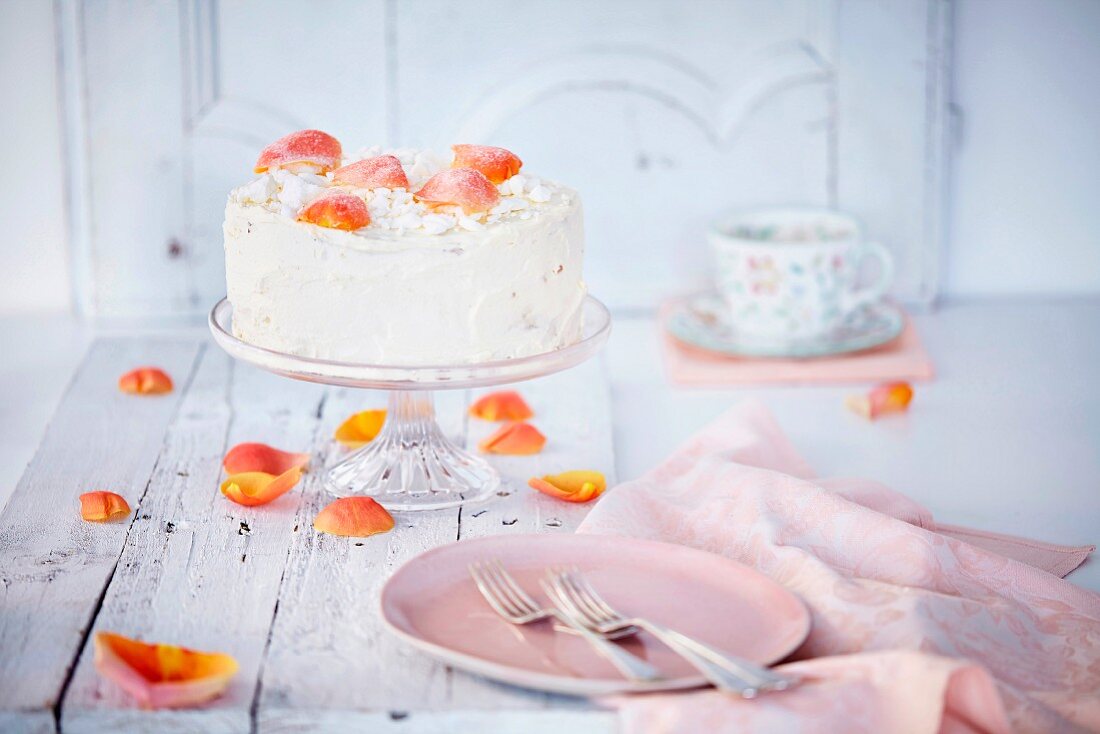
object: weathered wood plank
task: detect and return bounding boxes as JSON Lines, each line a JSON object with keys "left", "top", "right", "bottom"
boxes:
{"left": 255, "top": 387, "right": 462, "bottom": 731}
{"left": 450, "top": 357, "right": 616, "bottom": 712}
{"left": 60, "top": 348, "right": 326, "bottom": 733}
{"left": 0, "top": 339, "right": 201, "bottom": 731}
{"left": 461, "top": 358, "right": 617, "bottom": 539}
{"left": 255, "top": 360, "right": 615, "bottom": 730}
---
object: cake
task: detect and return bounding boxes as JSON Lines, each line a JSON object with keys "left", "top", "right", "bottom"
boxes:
{"left": 223, "top": 130, "right": 586, "bottom": 366}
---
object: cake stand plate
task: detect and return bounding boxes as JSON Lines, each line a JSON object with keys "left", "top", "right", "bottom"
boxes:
{"left": 209, "top": 297, "right": 611, "bottom": 511}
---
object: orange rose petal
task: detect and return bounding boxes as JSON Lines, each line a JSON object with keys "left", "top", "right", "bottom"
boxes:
{"left": 450, "top": 144, "right": 523, "bottom": 184}
{"left": 414, "top": 168, "right": 500, "bottom": 214}
{"left": 469, "top": 390, "right": 534, "bottom": 421}
{"left": 118, "top": 367, "right": 173, "bottom": 395}
{"left": 254, "top": 129, "right": 342, "bottom": 174}
{"left": 298, "top": 193, "right": 371, "bottom": 231}
{"left": 334, "top": 409, "right": 387, "bottom": 448}
{"left": 528, "top": 470, "right": 606, "bottom": 503}
{"left": 222, "top": 443, "right": 310, "bottom": 475}
{"left": 846, "top": 381, "right": 914, "bottom": 420}
{"left": 220, "top": 467, "right": 302, "bottom": 507}
{"left": 313, "top": 497, "right": 394, "bottom": 537}
{"left": 332, "top": 155, "right": 410, "bottom": 190}
{"left": 80, "top": 491, "right": 131, "bottom": 522}
{"left": 94, "top": 632, "right": 238, "bottom": 709}
{"left": 478, "top": 422, "right": 546, "bottom": 455}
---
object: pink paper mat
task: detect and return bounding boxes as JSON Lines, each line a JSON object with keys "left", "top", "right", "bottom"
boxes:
{"left": 660, "top": 298, "right": 935, "bottom": 386}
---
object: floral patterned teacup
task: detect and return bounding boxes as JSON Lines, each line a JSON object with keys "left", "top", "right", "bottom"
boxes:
{"left": 708, "top": 208, "right": 894, "bottom": 340}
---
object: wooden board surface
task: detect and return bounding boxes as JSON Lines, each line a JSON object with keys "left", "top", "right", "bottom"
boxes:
{"left": 0, "top": 337, "right": 615, "bottom": 733}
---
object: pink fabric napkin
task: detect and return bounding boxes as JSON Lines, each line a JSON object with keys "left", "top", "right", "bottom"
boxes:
{"left": 661, "top": 299, "right": 935, "bottom": 386}
{"left": 579, "top": 401, "right": 1099, "bottom": 733}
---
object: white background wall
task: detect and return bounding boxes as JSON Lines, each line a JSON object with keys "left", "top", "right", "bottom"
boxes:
{"left": 2, "top": 0, "right": 1098, "bottom": 315}
{"left": 0, "top": 0, "right": 70, "bottom": 313}
{"left": 949, "top": 0, "right": 1100, "bottom": 296}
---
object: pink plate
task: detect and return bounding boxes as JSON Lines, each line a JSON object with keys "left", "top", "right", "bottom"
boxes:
{"left": 380, "top": 533, "right": 811, "bottom": 696}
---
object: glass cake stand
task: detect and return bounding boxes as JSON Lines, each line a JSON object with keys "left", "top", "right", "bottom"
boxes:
{"left": 208, "top": 297, "right": 611, "bottom": 511}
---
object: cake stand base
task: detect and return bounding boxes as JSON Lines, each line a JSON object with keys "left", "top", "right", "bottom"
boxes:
{"left": 323, "top": 390, "right": 499, "bottom": 511}
{"left": 209, "top": 295, "right": 611, "bottom": 512}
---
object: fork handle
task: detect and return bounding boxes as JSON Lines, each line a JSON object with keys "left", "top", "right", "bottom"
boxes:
{"left": 632, "top": 619, "right": 795, "bottom": 694}
{"left": 552, "top": 612, "right": 663, "bottom": 682}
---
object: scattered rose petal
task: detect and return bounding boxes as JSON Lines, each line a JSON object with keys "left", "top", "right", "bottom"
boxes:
{"left": 298, "top": 193, "right": 371, "bottom": 230}
{"left": 254, "top": 129, "right": 342, "bottom": 173}
{"left": 469, "top": 390, "right": 534, "bottom": 421}
{"left": 846, "top": 381, "right": 914, "bottom": 420}
{"left": 220, "top": 467, "right": 302, "bottom": 507}
{"left": 528, "top": 470, "right": 606, "bottom": 503}
{"left": 414, "top": 168, "right": 500, "bottom": 214}
{"left": 333, "top": 155, "right": 409, "bottom": 189}
{"left": 118, "top": 367, "right": 173, "bottom": 395}
{"left": 222, "top": 443, "right": 310, "bottom": 475}
{"left": 313, "top": 497, "right": 394, "bottom": 537}
{"left": 478, "top": 422, "right": 546, "bottom": 455}
{"left": 450, "top": 144, "right": 522, "bottom": 184}
{"left": 80, "top": 491, "right": 131, "bottom": 522}
{"left": 334, "top": 409, "right": 387, "bottom": 448}
{"left": 94, "top": 631, "right": 238, "bottom": 709}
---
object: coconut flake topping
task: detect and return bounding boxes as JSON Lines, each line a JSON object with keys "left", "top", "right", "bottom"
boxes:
{"left": 230, "top": 146, "right": 567, "bottom": 236}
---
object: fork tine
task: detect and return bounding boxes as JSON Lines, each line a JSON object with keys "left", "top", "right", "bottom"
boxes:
{"left": 568, "top": 571, "right": 623, "bottom": 622}
{"left": 490, "top": 560, "right": 539, "bottom": 613}
{"left": 469, "top": 562, "right": 521, "bottom": 619}
{"left": 541, "top": 573, "right": 580, "bottom": 617}
{"left": 483, "top": 563, "right": 527, "bottom": 613}
{"left": 557, "top": 572, "right": 610, "bottom": 626}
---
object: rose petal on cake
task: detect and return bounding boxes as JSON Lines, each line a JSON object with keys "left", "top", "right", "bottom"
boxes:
{"left": 254, "top": 129, "right": 342, "bottom": 173}
{"left": 332, "top": 155, "right": 410, "bottom": 190}
{"left": 478, "top": 422, "right": 546, "bottom": 455}
{"left": 468, "top": 390, "right": 534, "bottom": 421}
{"left": 528, "top": 470, "right": 606, "bottom": 503}
{"left": 414, "top": 168, "right": 500, "bottom": 214}
{"left": 80, "top": 491, "right": 131, "bottom": 522}
{"left": 313, "top": 497, "right": 394, "bottom": 537}
{"left": 220, "top": 467, "right": 302, "bottom": 507}
{"left": 94, "top": 632, "right": 238, "bottom": 709}
{"left": 846, "top": 381, "right": 914, "bottom": 420}
{"left": 118, "top": 367, "right": 173, "bottom": 395}
{"left": 450, "top": 144, "right": 523, "bottom": 184}
{"left": 222, "top": 443, "right": 310, "bottom": 475}
{"left": 298, "top": 193, "right": 371, "bottom": 231}
{"left": 334, "top": 409, "right": 387, "bottom": 448}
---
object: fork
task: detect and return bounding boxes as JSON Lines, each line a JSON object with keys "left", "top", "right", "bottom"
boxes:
{"left": 468, "top": 561, "right": 662, "bottom": 682}
{"left": 548, "top": 568, "right": 799, "bottom": 698}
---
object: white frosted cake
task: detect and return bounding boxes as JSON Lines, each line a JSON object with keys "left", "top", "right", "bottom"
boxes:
{"left": 223, "top": 131, "right": 586, "bottom": 365}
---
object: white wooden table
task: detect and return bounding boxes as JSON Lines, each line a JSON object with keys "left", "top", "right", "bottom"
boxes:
{"left": 2, "top": 299, "right": 1099, "bottom": 732}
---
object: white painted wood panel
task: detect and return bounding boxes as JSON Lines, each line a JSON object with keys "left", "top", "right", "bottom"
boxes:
{"left": 0, "top": 340, "right": 200, "bottom": 730}
{"left": 835, "top": 0, "right": 951, "bottom": 304}
{"left": 78, "top": 1, "right": 188, "bottom": 318}
{"left": 59, "top": 0, "right": 948, "bottom": 318}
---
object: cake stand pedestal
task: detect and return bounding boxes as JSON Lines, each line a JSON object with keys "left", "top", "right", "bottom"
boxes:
{"left": 209, "top": 297, "right": 611, "bottom": 511}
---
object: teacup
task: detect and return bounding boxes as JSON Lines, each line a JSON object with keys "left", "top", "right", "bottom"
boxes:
{"left": 708, "top": 208, "right": 893, "bottom": 340}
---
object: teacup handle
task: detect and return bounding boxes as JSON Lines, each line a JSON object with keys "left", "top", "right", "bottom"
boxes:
{"left": 841, "top": 240, "right": 894, "bottom": 313}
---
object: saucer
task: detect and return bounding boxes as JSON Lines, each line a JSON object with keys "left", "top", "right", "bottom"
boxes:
{"left": 380, "top": 534, "right": 810, "bottom": 696}
{"left": 667, "top": 293, "right": 904, "bottom": 359}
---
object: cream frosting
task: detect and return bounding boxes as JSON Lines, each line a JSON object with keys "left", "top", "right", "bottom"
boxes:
{"left": 223, "top": 148, "right": 586, "bottom": 366}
